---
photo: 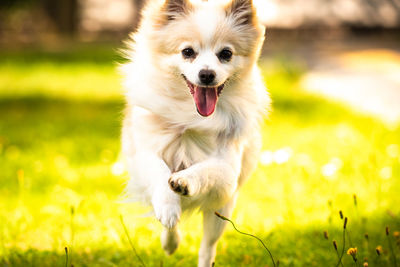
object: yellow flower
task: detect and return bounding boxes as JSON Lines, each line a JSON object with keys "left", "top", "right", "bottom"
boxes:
{"left": 347, "top": 247, "right": 358, "bottom": 256}
{"left": 363, "top": 262, "right": 368, "bottom": 267}
{"left": 376, "top": 245, "right": 383, "bottom": 255}
{"left": 394, "top": 231, "right": 400, "bottom": 238}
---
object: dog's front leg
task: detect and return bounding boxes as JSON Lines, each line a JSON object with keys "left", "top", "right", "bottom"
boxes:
{"left": 129, "top": 151, "right": 181, "bottom": 229}
{"left": 168, "top": 145, "right": 243, "bottom": 204}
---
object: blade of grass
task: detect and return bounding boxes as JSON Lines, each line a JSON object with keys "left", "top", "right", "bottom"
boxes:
{"left": 333, "top": 241, "right": 344, "bottom": 267}
{"left": 386, "top": 226, "right": 398, "bottom": 267}
{"left": 120, "top": 215, "right": 146, "bottom": 267}
{"left": 336, "top": 217, "right": 347, "bottom": 267}
{"left": 69, "top": 206, "right": 75, "bottom": 266}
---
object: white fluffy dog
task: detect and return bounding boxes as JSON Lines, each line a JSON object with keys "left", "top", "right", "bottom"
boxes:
{"left": 121, "top": 0, "right": 269, "bottom": 266}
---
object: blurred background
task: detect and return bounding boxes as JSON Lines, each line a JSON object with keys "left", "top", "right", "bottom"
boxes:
{"left": 1, "top": 0, "right": 399, "bottom": 266}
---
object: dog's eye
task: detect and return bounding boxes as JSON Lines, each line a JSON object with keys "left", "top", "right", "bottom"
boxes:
{"left": 218, "top": 49, "right": 232, "bottom": 62}
{"left": 182, "top": 47, "right": 196, "bottom": 59}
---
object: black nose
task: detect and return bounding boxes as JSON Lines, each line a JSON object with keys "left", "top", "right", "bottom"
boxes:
{"left": 199, "top": 69, "right": 216, "bottom": 85}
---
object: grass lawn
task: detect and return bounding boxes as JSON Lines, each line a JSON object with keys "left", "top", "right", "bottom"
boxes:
{"left": 0, "top": 44, "right": 399, "bottom": 267}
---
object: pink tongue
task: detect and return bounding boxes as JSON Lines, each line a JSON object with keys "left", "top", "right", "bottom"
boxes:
{"left": 193, "top": 86, "right": 218, "bottom": 117}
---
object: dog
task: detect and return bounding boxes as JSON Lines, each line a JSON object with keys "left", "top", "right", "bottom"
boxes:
{"left": 120, "top": 0, "right": 269, "bottom": 266}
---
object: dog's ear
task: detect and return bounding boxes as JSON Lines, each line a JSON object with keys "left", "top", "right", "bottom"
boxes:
{"left": 225, "top": 0, "right": 255, "bottom": 26}
{"left": 162, "top": 0, "right": 192, "bottom": 22}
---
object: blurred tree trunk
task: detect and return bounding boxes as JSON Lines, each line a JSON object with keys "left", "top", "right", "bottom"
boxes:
{"left": 41, "top": 0, "right": 79, "bottom": 36}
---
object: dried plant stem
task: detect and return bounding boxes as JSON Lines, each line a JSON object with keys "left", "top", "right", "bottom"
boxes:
{"left": 336, "top": 218, "right": 347, "bottom": 267}
{"left": 215, "top": 212, "right": 276, "bottom": 267}
{"left": 335, "top": 229, "right": 345, "bottom": 267}
{"left": 364, "top": 234, "right": 369, "bottom": 261}
{"left": 120, "top": 215, "right": 146, "bottom": 267}
{"left": 333, "top": 241, "right": 344, "bottom": 267}
{"left": 64, "top": 247, "right": 68, "bottom": 267}
{"left": 335, "top": 249, "right": 344, "bottom": 267}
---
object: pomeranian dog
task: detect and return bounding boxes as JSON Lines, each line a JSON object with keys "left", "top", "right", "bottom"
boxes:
{"left": 121, "top": 0, "right": 269, "bottom": 266}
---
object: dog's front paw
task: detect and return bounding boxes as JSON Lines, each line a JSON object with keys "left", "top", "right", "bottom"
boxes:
{"left": 168, "top": 171, "right": 198, "bottom": 197}
{"left": 168, "top": 175, "right": 189, "bottom": 196}
{"left": 154, "top": 203, "right": 181, "bottom": 229}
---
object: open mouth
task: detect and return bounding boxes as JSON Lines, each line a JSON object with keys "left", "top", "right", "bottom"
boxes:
{"left": 182, "top": 75, "right": 224, "bottom": 117}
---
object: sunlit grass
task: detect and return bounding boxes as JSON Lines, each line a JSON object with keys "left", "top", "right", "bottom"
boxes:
{"left": 0, "top": 45, "right": 399, "bottom": 266}
{"left": 0, "top": 44, "right": 123, "bottom": 100}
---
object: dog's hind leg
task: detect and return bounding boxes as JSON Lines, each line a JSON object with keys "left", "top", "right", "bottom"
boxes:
{"left": 161, "top": 225, "right": 181, "bottom": 255}
{"left": 198, "top": 193, "right": 238, "bottom": 267}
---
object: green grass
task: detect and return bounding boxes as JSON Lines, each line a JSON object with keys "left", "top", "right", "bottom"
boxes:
{"left": 0, "top": 45, "right": 399, "bottom": 266}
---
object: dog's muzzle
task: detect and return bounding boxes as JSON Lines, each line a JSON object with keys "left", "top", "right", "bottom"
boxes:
{"left": 182, "top": 75, "right": 224, "bottom": 117}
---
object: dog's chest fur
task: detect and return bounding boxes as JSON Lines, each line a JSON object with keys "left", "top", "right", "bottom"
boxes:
{"left": 124, "top": 104, "right": 244, "bottom": 175}
{"left": 161, "top": 128, "right": 217, "bottom": 172}
{"left": 127, "top": 105, "right": 243, "bottom": 174}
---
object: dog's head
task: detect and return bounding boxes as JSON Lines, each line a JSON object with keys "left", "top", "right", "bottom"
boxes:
{"left": 146, "top": 0, "right": 265, "bottom": 117}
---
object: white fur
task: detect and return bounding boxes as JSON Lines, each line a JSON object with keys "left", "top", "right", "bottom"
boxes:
{"left": 121, "top": 0, "right": 269, "bottom": 266}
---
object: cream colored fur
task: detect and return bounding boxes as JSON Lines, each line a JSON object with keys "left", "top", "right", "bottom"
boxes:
{"left": 121, "top": 0, "right": 269, "bottom": 266}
